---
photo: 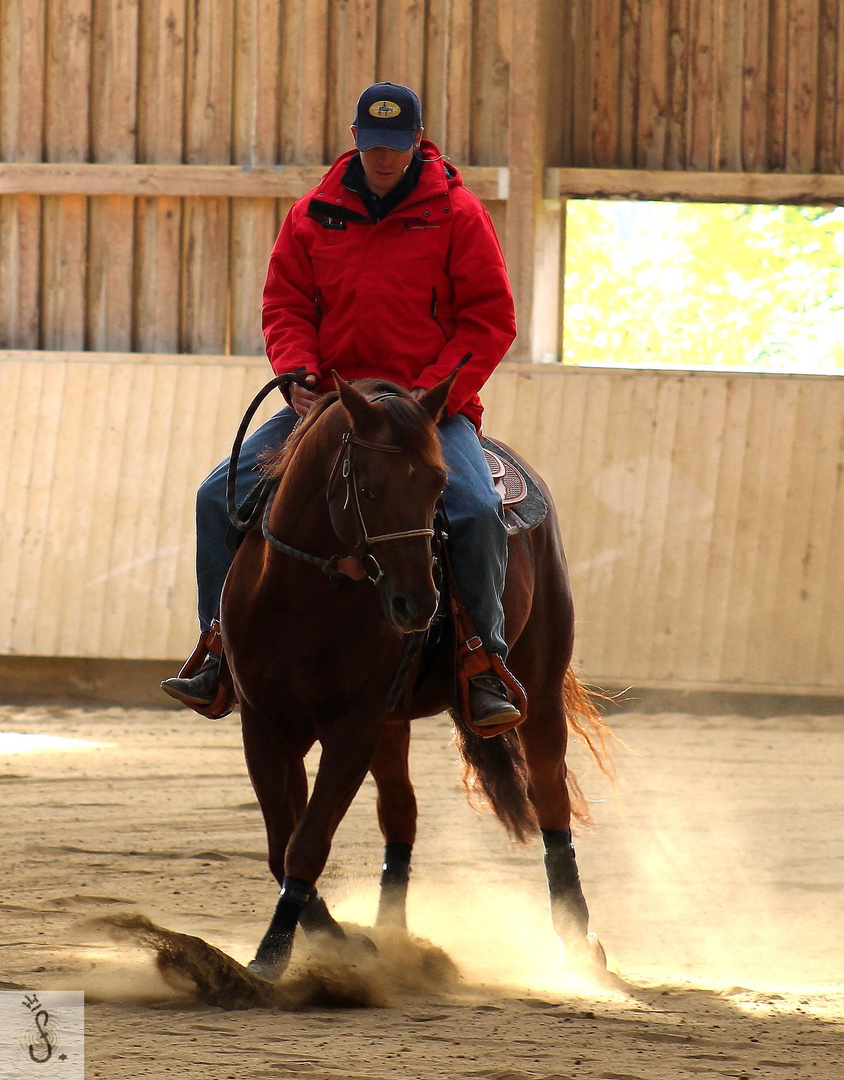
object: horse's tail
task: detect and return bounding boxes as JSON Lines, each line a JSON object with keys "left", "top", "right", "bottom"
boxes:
{"left": 452, "top": 721, "right": 538, "bottom": 844}
{"left": 563, "top": 667, "right": 618, "bottom": 828}
{"left": 451, "top": 669, "right": 617, "bottom": 843}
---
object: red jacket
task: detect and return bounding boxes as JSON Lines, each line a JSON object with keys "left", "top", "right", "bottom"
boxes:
{"left": 262, "top": 141, "right": 516, "bottom": 429}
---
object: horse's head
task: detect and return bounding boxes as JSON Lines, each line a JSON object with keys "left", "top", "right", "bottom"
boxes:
{"left": 331, "top": 374, "right": 452, "bottom": 634}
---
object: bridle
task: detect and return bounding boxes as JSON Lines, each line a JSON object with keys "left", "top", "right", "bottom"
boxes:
{"left": 325, "top": 426, "right": 436, "bottom": 581}
{"left": 228, "top": 379, "right": 437, "bottom": 586}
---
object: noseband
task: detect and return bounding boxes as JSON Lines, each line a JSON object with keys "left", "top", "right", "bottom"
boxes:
{"left": 322, "top": 429, "right": 436, "bottom": 584}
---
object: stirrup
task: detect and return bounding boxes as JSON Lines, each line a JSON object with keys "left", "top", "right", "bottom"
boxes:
{"left": 160, "top": 621, "right": 236, "bottom": 720}
{"left": 468, "top": 671, "right": 522, "bottom": 728}
{"left": 160, "top": 654, "right": 221, "bottom": 706}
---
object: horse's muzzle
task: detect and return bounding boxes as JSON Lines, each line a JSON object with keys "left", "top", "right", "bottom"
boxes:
{"left": 388, "top": 590, "right": 439, "bottom": 634}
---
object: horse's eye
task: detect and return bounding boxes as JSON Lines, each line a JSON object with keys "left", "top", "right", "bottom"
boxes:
{"left": 360, "top": 486, "right": 377, "bottom": 502}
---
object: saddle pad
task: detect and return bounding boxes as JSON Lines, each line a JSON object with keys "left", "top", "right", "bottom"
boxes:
{"left": 481, "top": 437, "right": 548, "bottom": 534}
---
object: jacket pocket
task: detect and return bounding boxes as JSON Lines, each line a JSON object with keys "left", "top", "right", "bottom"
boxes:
{"left": 430, "top": 287, "right": 449, "bottom": 342}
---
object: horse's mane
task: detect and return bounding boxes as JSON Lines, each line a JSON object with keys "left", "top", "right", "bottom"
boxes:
{"left": 262, "top": 380, "right": 445, "bottom": 480}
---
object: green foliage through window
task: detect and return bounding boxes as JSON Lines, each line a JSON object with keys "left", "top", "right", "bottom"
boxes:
{"left": 563, "top": 200, "right": 844, "bottom": 373}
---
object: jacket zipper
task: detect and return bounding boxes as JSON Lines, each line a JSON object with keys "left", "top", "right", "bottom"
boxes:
{"left": 430, "top": 287, "right": 448, "bottom": 341}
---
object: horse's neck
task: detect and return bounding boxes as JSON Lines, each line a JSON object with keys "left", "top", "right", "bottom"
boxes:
{"left": 269, "top": 416, "right": 341, "bottom": 546}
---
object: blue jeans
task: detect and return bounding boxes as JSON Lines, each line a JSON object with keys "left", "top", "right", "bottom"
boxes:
{"left": 195, "top": 408, "right": 508, "bottom": 659}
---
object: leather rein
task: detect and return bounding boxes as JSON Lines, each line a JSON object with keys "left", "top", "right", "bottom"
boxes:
{"left": 227, "top": 377, "right": 435, "bottom": 586}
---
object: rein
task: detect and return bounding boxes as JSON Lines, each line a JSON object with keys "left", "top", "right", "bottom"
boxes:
{"left": 228, "top": 380, "right": 435, "bottom": 585}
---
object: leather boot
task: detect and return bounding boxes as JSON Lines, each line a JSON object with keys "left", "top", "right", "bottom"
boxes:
{"left": 160, "top": 653, "right": 221, "bottom": 707}
{"left": 468, "top": 671, "right": 521, "bottom": 728}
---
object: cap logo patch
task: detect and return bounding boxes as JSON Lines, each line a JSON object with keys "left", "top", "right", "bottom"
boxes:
{"left": 369, "top": 100, "right": 401, "bottom": 119}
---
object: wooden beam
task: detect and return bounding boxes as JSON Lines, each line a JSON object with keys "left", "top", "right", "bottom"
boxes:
{"left": 0, "top": 161, "right": 507, "bottom": 201}
{"left": 547, "top": 167, "right": 844, "bottom": 204}
{"left": 0, "top": 348, "right": 267, "bottom": 367}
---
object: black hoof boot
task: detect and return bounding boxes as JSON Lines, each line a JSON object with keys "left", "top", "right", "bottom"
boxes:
{"left": 376, "top": 841, "right": 412, "bottom": 929}
{"left": 543, "top": 828, "right": 590, "bottom": 939}
{"left": 249, "top": 877, "right": 315, "bottom": 981}
{"left": 161, "top": 654, "right": 221, "bottom": 706}
{"left": 248, "top": 929, "right": 295, "bottom": 981}
{"left": 299, "top": 893, "right": 347, "bottom": 940}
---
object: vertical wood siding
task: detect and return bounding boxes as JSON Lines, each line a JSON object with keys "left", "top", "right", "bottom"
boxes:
{"left": 0, "top": 0, "right": 514, "bottom": 354}
{"left": 3, "top": 1, "right": 844, "bottom": 695}
{"left": 6, "top": 3, "right": 843, "bottom": 354}
{"left": 0, "top": 352, "right": 283, "bottom": 661}
{"left": 2, "top": 355, "right": 842, "bottom": 694}
{"left": 561, "top": 0, "right": 844, "bottom": 170}
{"left": 481, "top": 366, "right": 844, "bottom": 692}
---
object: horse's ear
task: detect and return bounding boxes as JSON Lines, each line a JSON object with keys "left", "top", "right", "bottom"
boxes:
{"left": 417, "top": 370, "right": 458, "bottom": 424}
{"left": 333, "top": 371, "right": 376, "bottom": 432}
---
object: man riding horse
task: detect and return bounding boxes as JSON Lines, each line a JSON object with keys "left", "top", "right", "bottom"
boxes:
{"left": 162, "top": 82, "right": 521, "bottom": 728}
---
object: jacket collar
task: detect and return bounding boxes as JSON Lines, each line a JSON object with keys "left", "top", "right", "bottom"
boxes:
{"left": 309, "top": 140, "right": 460, "bottom": 221}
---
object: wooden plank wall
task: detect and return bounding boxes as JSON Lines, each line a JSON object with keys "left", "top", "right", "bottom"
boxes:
{"left": 0, "top": 351, "right": 281, "bottom": 662}
{"left": 484, "top": 365, "right": 844, "bottom": 693}
{"left": 562, "top": 0, "right": 844, "bottom": 172}
{"left": 0, "top": 0, "right": 513, "bottom": 356}
{"left": 2, "top": 354, "right": 842, "bottom": 694}
{"left": 3, "top": 2, "right": 844, "bottom": 357}
{"left": 4, "top": 1, "right": 844, "bottom": 694}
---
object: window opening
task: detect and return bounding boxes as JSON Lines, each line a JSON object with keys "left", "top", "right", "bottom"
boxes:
{"left": 563, "top": 200, "right": 844, "bottom": 374}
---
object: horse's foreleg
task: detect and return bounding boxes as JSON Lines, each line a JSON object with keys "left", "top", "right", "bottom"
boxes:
{"left": 284, "top": 726, "right": 381, "bottom": 883}
{"left": 370, "top": 720, "right": 417, "bottom": 928}
{"left": 245, "top": 725, "right": 386, "bottom": 977}
{"left": 522, "top": 739, "right": 588, "bottom": 938}
{"left": 240, "top": 708, "right": 313, "bottom": 980}
{"left": 250, "top": 750, "right": 375, "bottom": 982}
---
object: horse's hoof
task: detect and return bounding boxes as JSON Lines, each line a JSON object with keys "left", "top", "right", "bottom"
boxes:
{"left": 563, "top": 932, "right": 608, "bottom": 981}
{"left": 584, "top": 931, "right": 607, "bottom": 970}
{"left": 347, "top": 931, "right": 378, "bottom": 956}
{"left": 248, "top": 930, "right": 294, "bottom": 982}
{"left": 247, "top": 956, "right": 285, "bottom": 982}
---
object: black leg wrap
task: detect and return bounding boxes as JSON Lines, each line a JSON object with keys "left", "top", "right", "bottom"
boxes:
{"left": 298, "top": 891, "right": 347, "bottom": 940}
{"left": 542, "top": 829, "right": 590, "bottom": 940}
{"left": 380, "top": 841, "right": 412, "bottom": 888}
{"left": 376, "top": 842, "right": 412, "bottom": 928}
{"left": 249, "top": 876, "right": 315, "bottom": 979}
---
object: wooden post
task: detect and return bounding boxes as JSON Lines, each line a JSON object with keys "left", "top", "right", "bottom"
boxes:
{"left": 505, "top": 0, "right": 565, "bottom": 362}
{"left": 135, "top": 0, "right": 188, "bottom": 354}
{"left": 230, "top": 0, "right": 282, "bottom": 357}
{"left": 0, "top": 0, "right": 45, "bottom": 349}
{"left": 88, "top": 0, "right": 139, "bottom": 352}
{"left": 42, "top": 0, "right": 91, "bottom": 351}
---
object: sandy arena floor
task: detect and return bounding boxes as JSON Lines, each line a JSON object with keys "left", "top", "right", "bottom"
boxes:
{"left": 1, "top": 702, "right": 842, "bottom": 1079}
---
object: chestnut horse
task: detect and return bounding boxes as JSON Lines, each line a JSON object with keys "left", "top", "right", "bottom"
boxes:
{"left": 221, "top": 374, "right": 611, "bottom": 981}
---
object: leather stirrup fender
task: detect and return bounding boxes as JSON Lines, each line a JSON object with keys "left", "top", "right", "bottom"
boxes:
{"left": 446, "top": 575, "right": 527, "bottom": 739}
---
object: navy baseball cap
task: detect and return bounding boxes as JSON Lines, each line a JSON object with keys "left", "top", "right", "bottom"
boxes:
{"left": 353, "top": 83, "right": 423, "bottom": 151}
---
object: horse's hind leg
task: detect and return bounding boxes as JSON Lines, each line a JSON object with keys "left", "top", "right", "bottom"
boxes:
{"left": 369, "top": 719, "right": 417, "bottom": 928}
{"left": 517, "top": 680, "right": 606, "bottom": 975}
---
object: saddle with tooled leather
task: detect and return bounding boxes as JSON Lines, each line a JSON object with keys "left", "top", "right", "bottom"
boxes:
{"left": 480, "top": 437, "right": 547, "bottom": 534}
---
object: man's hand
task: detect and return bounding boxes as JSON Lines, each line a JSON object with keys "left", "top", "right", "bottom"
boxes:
{"left": 290, "top": 375, "right": 320, "bottom": 416}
